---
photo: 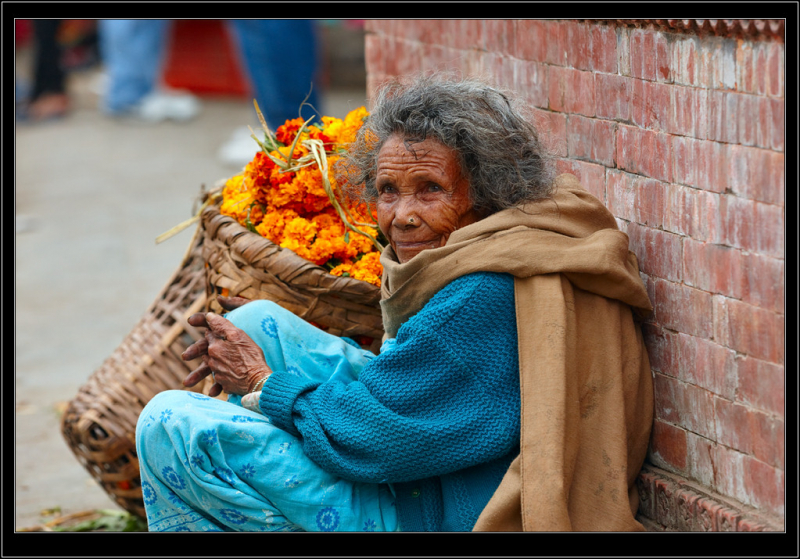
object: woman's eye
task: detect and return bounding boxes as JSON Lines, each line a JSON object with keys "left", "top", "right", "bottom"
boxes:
{"left": 427, "top": 183, "right": 442, "bottom": 192}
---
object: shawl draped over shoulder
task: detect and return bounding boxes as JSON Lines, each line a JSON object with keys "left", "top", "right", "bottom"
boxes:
{"left": 379, "top": 173, "right": 654, "bottom": 531}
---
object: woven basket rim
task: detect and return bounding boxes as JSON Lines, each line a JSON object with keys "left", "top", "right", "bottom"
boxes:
{"left": 201, "top": 203, "right": 382, "bottom": 301}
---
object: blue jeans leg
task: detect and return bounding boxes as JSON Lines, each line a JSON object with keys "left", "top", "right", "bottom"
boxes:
{"left": 228, "top": 19, "right": 320, "bottom": 127}
{"left": 98, "top": 19, "right": 170, "bottom": 114}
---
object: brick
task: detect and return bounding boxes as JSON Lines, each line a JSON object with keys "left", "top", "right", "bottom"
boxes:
{"left": 617, "top": 26, "right": 631, "bottom": 76}
{"left": 548, "top": 66, "right": 595, "bottom": 116}
{"left": 635, "top": 468, "right": 657, "bottom": 519}
{"left": 364, "top": 34, "right": 385, "bottom": 76}
{"left": 653, "top": 373, "right": 716, "bottom": 439}
{"left": 629, "top": 27, "right": 671, "bottom": 81}
{"left": 654, "top": 279, "right": 713, "bottom": 339}
{"left": 650, "top": 420, "right": 688, "bottom": 471}
{"left": 530, "top": 108, "right": 566, "bottom": 157}
{"left": 704, "top": 37, "right": 737, "bottom": 90}
{"left": 711, "top": 444, "right": 747, "bottom": 505}
{"left": 695, "top": 497, "right": 722, "bottom": 531}
{"left": 741, "top": 455, "right": 784, "bottom": 517}
{"left": 627, "top": 223, "right": 682, "bottom": 282}
{"left": 543, "top": 20, "right": 568, "bottom": 66}
{"left": 515, "top": 60, "right": 548, "bottom": 110}
{"left": 713, "top": 397, "right": 754, "bottom": 453}
{"left": 654, "top": 476, "right": 678, "bottom": 528}
{"left": 736, "top": 356, "right": 784, "bottom": 416}
{"left": 753, "top": 41, "right": 769, "bottom": 96}
{"left": 481, "top": 51, "right": 512, "bottom": 88}
{"left": 735, "top": 39, "right": 755, "bottom": 93}
{"left": 364, "top": 20, "right": 393, "bottom": 35}
{"left": 631, "top": 79, "right": 671, "bottom": 132}
{"left": 682, "top": 239, "right": 744, "bottom": 299}
{"left": 737, "top": 517, "right": 768, "bottom": 532}
{"left": 728, "top": 145, "right": 785, "bottom": 206}
{"left": 395, "top": 39, "right": 425, "bottom": 75}
{"left": 566, "top": 114, "right": 616, "bottom": 166}
{"left": 735, "top": 94, "right": 782, "bottom": 151}
{"left": 668, "top": 84, "right": 708, "bottom": 139}
{"left": 719, "top": 195, "right": 784, "bottom": 257}
{"left": 595, "top": 73, "right": 633, "bottom": 122}
{"left": 671, "top": 136, "right": 731, "bottom": 193}
{"left": 564, "top": 20, "right": 592, "bottom": 70}
{"left": 635, "top": 177, "right": 668, "bottom": 228}
{"left": 629, "top": 28, "right": 658, "bottom": 81}
{"left": 484, "top": 19, "right": 515, "bottom": 56}
{"left": 554, "top": 159, "right": 606, "bottom": 201}
{"left": 462, "top": 49, "right": 487, "bottom": 78}
{"left": 686, "top": 430, "right": 716, "bottom": 487}
{"left": 713, "top": 296, "right": 784, "bottom": 364}
{"left": 767, "top": 41, "right": 784, "bottom": 98}
{"left": 769, "top": 97, "right": 785, "bottom": 151}
{"left": 663, "top": 184, "right": 723, "bottom": 243}
{"left": 655, "top": 32, "right": 672, "bottom": 83}
{"left": 716, "top": 505, "right": 742, "bottom": 532}
{"left": 677, "top": 333, "right": 737, "bottom": 399}
{"left": 641, "top": 323, "right": 680, "bottom": 376}
{"left": 752, "top": 412, "right": 785, "bottom": 469}
{"left": 672, "top": 35, "right": 703, "bottom": 86}
{"left": 707, "top": 90, "right": 739, "bottom": 143}
{"left": 590, "top": 24, "right": 618, "bottom": 74}
{"left": 740, "top": 252, "right": 784, "bottom": 313}
{"left": 419, "top": 44, "right": 461, "bottom": 74}
{"left": 515, "top": 19, "right": 547, "bottom": 62}
{"left": 675, "top": 488, "right": 701, "bottom": 531}
{"left": 606, "top": 170, "right": 638, "bottom": 222}
{"left": 616, "top": 125, "right": 672, "bottom": 182}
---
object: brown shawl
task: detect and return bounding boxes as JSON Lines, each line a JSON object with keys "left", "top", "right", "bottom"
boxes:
{"left": 380, "top": 174, "right": 654, "bottom": 531}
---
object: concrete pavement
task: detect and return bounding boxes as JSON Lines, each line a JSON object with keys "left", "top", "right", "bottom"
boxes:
{"left": 14, "top": 57, "right": 368, "bottom": 530}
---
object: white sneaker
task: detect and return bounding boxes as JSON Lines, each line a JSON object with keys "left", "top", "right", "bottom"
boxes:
{"left": 217, "top": 125, "right": 262, "bottom": 168}
{"left": 133, "top": 90, "right": 201, "bottom": 122}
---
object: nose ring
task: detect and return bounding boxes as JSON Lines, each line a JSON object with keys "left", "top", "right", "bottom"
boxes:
{"left": 407, "top": 216, "right": 416, "bottom": 224}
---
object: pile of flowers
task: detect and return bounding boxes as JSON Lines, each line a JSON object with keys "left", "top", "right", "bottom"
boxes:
{"left": 218, "top": 104, "right": 385, "bottom": 287}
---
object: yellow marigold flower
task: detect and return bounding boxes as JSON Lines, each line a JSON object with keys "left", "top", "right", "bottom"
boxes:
{"left": 330, "top": 261, "right": 353, "bottom": 277}
{"left": 282, "top": 216, "right": 317, "bottom": 244}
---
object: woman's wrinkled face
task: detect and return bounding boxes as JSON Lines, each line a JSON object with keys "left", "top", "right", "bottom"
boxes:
{"left": 376, "top": 134, "right": 482, "bottom": 263}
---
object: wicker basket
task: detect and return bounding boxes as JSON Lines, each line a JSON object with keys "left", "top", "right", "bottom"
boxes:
{"left": 201, "top": 202, "right": 385, "bottom": 349}
{"left": 60, "top": 225, "right": 208, "bottom": 518}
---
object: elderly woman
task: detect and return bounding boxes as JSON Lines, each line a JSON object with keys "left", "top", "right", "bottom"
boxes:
{"left": 136, "top": 75, "right": 653, "bottom": 532}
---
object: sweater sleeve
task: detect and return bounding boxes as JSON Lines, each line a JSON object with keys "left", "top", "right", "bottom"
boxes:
{"left": 258, "top": 272, "right": 521, "bottom": 484}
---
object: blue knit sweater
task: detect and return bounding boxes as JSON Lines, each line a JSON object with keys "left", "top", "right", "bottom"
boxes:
{"left": 258, "top": 272, "right": 521, "bottom": 531}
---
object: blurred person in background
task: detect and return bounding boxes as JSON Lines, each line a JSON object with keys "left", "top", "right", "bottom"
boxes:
{"left": 16, "top": 19, "right": 98, "bottom": 122}
{"left": 97, "top": 19, "right": 201, "bottom": 122}
{"left": 217, "top": 19, "right": 321, "bottom": 167}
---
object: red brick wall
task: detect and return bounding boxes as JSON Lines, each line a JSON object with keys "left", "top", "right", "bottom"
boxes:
{"left": 364, "top": 19, "right": 785, "bottom": 525}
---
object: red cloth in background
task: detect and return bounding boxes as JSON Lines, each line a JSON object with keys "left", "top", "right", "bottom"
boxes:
{"left": 162, "top": 20, "right": 248, "bottom": 98}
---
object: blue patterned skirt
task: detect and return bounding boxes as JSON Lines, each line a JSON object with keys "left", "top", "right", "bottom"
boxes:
{"left": 135, "top": 300, "right": 400, "bottom": 532}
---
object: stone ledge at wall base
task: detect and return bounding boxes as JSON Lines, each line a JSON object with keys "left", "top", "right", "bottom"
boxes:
{"left": 635, "top": 463, "right": 784, "bottom": 532}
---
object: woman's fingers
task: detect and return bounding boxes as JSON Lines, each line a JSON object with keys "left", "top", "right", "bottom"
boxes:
{"left": 207, "top": 382, "right": 224, "bottom": 398}
{"left": 217, "top": 295, "right": 251, "bottom": 312}
{"left": 204, "top": 313, "right": 239, "bottom": 340}
{"left": 187, "top": 312, "right": 209, "bottom": 328}
{"left": 182, "top": 360, "right": 212, "bottom": 388}
{"left": 181, "top": 337, "right": 209, "bottom": 361}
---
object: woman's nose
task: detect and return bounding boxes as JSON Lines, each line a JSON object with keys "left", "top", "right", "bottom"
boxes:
{"left": 393, "top": 198, "right": 420, "bottom": 228}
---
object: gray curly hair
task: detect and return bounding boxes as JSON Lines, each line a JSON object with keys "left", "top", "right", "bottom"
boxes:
{"left": 335, "top": 74, "right": 555, "bottom": 216}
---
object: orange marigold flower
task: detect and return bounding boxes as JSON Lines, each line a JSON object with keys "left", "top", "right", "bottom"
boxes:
{"left": 275, "top": 117, "right": 306, "bottom": 145}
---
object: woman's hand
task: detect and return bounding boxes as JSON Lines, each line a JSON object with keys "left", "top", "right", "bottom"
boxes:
{"left": 181, "top": 296, "right": 271, "bottom": 396}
